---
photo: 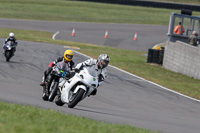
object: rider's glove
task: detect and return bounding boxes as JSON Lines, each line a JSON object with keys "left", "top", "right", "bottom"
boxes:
{"left": 75, "top": 68, "right": 80, "bottom": 73}
{"left": 65, "top": 71, "right": 70, "bottom": 78}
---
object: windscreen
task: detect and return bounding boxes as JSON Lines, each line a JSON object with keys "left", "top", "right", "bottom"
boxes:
{"left": 56, "top": 61, "right": 70, "bottom": 71}
{"left": 84, "top": 66, "right": 98, "bottom": 77}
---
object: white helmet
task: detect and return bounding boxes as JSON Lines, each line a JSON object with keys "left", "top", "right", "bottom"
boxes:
{"left": 97, "top": 54, "right": 110, "bottom": 69}
{"left": 9, "top": 32, "right": 14, "bottom": 37}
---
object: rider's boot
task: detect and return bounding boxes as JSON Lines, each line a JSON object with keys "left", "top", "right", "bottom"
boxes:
{"left": 40, "top": 76, "right": 46, "bottom": 86}
{"left": 90, "top": 89, "right": 97, "bottom": 96}
{"left": 40, "top": 69, "right": 51, "bottom": 86}
{"left": 40, "top": 81, "right": 45, "bottom": 86}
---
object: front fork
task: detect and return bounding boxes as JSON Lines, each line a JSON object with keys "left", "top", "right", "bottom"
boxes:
{"left": 45, "top": 74, "right": 54, "bottom": 93}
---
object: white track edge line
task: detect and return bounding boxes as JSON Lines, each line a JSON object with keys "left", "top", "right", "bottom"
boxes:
{"left": 52, "top": 31, "right": 59, "bottom": 40}
{"left": 73, "top": 49, "right": 200, "bottom": 103}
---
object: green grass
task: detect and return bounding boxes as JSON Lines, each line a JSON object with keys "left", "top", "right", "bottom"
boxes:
{"left": 0, "top": 101, "right": 158, "bottom": 133}
{"left": 1, "top": 0, "right": 200, "bottom": 25}
{"left": 1, "top": 28, "right": 200, "bottom": 100}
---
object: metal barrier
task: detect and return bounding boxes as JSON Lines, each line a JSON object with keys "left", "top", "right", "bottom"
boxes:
{"left": 167, "top": 12, "right": 200, "bottom": 44}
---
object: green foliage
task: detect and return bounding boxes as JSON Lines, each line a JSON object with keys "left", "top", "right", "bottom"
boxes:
{"left": 0, "top": 101, "right": 158, "bottom": 133}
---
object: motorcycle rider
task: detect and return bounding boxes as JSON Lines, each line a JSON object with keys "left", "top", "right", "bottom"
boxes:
{"left": 40, "top": 49, "right": 75, "bottom": 87}
{"left": 75, "top": 54, "right": 110, "bottom": 96}
{"left": 3, "top": 32, "right": 18, "bottom": 54}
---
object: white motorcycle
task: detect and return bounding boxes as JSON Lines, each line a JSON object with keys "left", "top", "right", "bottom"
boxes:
{"left": 55, "top": 67, "right": 99, "bottom": 108}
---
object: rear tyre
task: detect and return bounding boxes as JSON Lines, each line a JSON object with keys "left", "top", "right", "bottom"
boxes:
{"left": 68, "top": 89, "right": 85, "bottom": 108}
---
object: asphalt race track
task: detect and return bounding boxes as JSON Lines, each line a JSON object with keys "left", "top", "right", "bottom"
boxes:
{"left": 0, "top": 18, "right": 168, "bottom": 52}
{"left": 0, "top": 20, "right": 200, "bottom": 133}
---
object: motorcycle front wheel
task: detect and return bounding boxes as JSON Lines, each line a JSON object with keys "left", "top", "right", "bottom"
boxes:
{"left": 42, "top": 86, "right": 48, "bottom": 101}
{"left": 42, "top": 92, "right": 48, "bottom": 101}
{"left": 48, "top": 81, "right": 59, "bottom": 102}
{"left": 55, "top": 95, "right": 65, "bottom": 106}
{"left": 68, "top": 89, "right": 85, "bottom": 108}
{"left": 5, "top": 51, "right": 11, "bottom": 62}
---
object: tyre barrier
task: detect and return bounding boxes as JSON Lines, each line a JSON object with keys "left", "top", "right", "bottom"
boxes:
{"left": 147, "top": 48, "right": 164, "bottom": 64}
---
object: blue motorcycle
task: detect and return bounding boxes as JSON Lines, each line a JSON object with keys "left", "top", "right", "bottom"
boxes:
{"left": 4, "top": 41, "right": 16, "bottom": 62}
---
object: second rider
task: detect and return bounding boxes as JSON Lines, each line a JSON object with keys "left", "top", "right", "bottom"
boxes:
{"left": 40, "top": 49, "right": 75, "bottom": 87}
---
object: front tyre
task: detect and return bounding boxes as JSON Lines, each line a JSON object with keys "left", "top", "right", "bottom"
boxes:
{"left": 48, "top": 81, "right": 59, "bottom": 102}
{"left": 42, "top": 92, "right": 48, "bottom": 101}
{"left": 55, "top": 95, "right": 65, "bottom": 106}
{"left": 5, "top": 51, "right": 11, "bottom": 62}
{"left": 68, "top": 89, "right": 85, "bottom": 108}
{"left": 42, "top": 86, "right": 48, "bottom": 101}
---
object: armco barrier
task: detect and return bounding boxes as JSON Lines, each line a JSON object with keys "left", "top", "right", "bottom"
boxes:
{"left": 76, "top": 0, "right": 200, "bottom": 12}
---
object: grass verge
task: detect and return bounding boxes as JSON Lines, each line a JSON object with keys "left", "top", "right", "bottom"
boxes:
{"left": 0, "top": 101, "right": 158, "bottom": 133}
{"left": 1, "top": 28, "right": 200, "bottom": 100}
{"left": 1, "top": 0, "right": 200, "bottom": 25}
